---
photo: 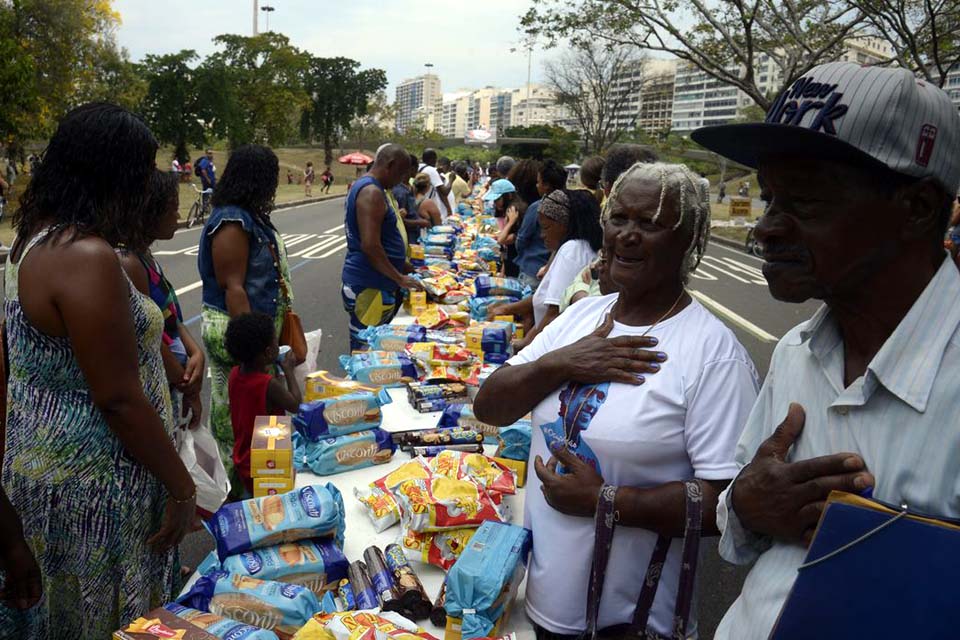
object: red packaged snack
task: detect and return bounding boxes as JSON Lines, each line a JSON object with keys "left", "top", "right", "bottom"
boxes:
{"left": 393, "top": 476, "right": 507, "bottom": 533}
{"left": 429, "top": 451, "right": 517, "bottom": 497}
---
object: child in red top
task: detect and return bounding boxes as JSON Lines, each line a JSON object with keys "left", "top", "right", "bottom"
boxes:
{"left": 225, "top": 312, "right": 302, "bottom": 497}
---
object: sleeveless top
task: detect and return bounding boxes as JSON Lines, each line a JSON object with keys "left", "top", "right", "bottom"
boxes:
{"left": 341, "top": 175, "right": 406, "bottom": 291}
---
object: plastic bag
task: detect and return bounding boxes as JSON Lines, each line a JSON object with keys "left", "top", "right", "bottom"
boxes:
{"left": 176, "top": 424, "right": 230, "bottom": 518}
{"left": 293, "top": 329, "right": 323, "bottom": 392}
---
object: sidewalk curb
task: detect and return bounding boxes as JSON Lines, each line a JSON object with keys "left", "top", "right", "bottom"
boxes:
{"left": 709, "top": 232, "right": 748, "bottom": 252}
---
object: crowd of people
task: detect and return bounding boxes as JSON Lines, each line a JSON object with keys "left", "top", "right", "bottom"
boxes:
{"left": 2, "top": 60, "right": 960, "bottom": 640}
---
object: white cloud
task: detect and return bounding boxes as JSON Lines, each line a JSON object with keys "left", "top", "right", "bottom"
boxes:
{"left": 113, "top": 0, "right": 548, "bottom": 97}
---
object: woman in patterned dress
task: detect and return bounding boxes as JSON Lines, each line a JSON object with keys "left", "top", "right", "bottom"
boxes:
{"left": 197, "top": 144, "right": 295, "bottom": 500}
{"left": 0, "top": 103, "right": 196, "bottom": 638}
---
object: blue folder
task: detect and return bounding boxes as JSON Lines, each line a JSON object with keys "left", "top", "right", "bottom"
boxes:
{"left": 770, "top": 491, "right": 960, "bottom": 639}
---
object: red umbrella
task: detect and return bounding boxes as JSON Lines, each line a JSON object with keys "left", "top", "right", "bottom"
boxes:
{"left": 338, "top": 151, "right": 373, "bottom": 166}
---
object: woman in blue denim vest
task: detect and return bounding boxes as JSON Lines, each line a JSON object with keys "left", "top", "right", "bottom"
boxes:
{"left": 197, "top": 144, "right": 294, "bottom": 498}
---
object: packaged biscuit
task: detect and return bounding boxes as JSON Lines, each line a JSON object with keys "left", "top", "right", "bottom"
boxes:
{"left": 406, "top": 444, "right": 484, "bottom": 458}
{"left": 423, "top": 245, "right": 453, "bottom": 258}
{"left": 294, "top": 389, "right": 391, "bottom": 442}
{"left": 208, "top": 484, "right": 345, "bottom": 561}
{"left": 339, "top": 352, "right": 420, "bottom": 387}
{"left": 396, "top": 428, "right": 483, "bottom": 449}
{"left": 220, "top": 538, "right": 349, "bottom": 597}
{"left": 363, "top": 546, "right": 403, "bottom": 613}
{"left": 293, "top": 611, "right": 434, "bottom": 640}
{"left": 467, "top": 296, "right": 515, "bottom": 322}
{"left": 354, "top": 458, "right": 432, "bottom": 532}
{"left": 399, "top": 527, "right": 476, "bottom": 571}
{"left": 348, "top": 560, "right": 379, "bottom": 610}
{"left": 465, "top": 322, "right": 513, "bottom": 363}
{"left": 429, "top": 451, "right": 516, "bottom": 497}
{"left": 304, "top": 371, "right": 381, "bottom": 403}
{"left": 393, "top": 476, "right": 506, "bottom": 533}
{"left": 422, "top": 258, "right": 457, "bottom": 271}
{"left": 114, "top": 607, "right": 220, "bottom": 640}
{"left": 418, "top": 273, "right": 459, "bottom": 298}
{"left": 425, "top": 233, "right": 455, "bottom": 247}
{"left": 251, "top": 416, "right": 294, "bottom": 478}
{"left": 405, "top": 342, "right": 475, "bottom": 367}
{"left": 440, "top": 290, "right": 472, "bottom": 305}
{"left": 495, "top": 421, "right": 532, "bottom": 462}
{"left": 473, "top": 276, "right": 526, "bottom": 300}
{"left": 437, "top": 404, "right": 499, "bottom": 443}
{"left": 421, "top": 363, "right": 481, "bottom": 387}
{"left": 177, "top": 571, "right": 321, "bottom": 639}
{"left": 163, "top": 603, "right": 280, "bottom": 640}
{"left": 357, "top": 325, "right": 427, "bottom": 352}
{"left": 303, "top": 429, "right": 396, "bottom": 476}
{"left": 384, "top": 544, "right": 432, "bottom": 621}
{"left": 444, "top": 522, "right": 532, "bottom": 640}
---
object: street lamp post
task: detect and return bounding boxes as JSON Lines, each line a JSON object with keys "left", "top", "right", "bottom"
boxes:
{"left": 253, "top": 0, "right": 259, "bottom": 35}
{"left": 510, "top": 45, "right": 534, "bottom": 126}
{"left": 261, "top": 5, "right": 275, "bottom": 32}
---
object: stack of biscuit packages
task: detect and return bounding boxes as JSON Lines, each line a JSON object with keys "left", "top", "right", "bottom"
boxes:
{"left": 252, "top": 416, "right": 297, "bottom": 498}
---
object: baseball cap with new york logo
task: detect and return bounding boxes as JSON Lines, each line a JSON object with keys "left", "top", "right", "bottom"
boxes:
{"left": 692, "top": 62, "right": 960, "bottom": 195}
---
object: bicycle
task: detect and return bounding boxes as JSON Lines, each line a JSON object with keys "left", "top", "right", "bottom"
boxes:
{"left": 744, "top": 224, "right": 763, "bottom": 257}
{"left": 186, "top": 183, "right": 213, "bottom": 228}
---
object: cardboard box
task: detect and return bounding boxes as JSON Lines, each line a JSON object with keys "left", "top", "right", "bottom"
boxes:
{"left": 305, "top": 370, "right": 381, "bottom": 402}
{"left": 492, "top": 456, "right": 527, "bottom": 488}
{"left": 250, "top": 415, "right": 293, "bottom": 478}
{"left": 114, "top": 607, "right": 218, "bottom": 640}
{"left": 405, "top": 290, "right": 428, "bottom": 315}
{"left": 253, "top": 473, "right": 296, "bottom": 498}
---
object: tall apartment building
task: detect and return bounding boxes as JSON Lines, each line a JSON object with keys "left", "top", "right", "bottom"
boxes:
{"left": 609, "top": 59, "right": 678, "bottom": 135}
{"left": 438, "top": 88, "right": 513, "bottom": 138}
{"left": 510, "top": 84, "right": 568, "bottom": 128}
{"left": 946, "top": 68, "right": 960, "bottom": 111}
{"left": 671, "top": 37, "right": 894, "bottom": 134}
{"left": 395, "top": 74, "right": 442, "bottom": 133}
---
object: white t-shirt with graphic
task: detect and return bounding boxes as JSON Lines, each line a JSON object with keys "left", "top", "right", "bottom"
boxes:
{"left": 532, "top": 239, "right": 597, "bottom": 326}
{"left": 507, "top": 293, "right": 760, "bottom": 636}
{"left": 418, "top": 164, "right": 449, "bottom": 222}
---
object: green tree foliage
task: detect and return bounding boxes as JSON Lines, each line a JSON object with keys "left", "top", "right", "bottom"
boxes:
{"left": 393, "top": 126, "right": 445, "bottom": 157}
{"left": 345, "top": 91, "right": 395, "bottom": 155}
{"left": 208, "top": 33, "right": 310, "bottom": 148}
{"left": 502, "top": 125, "right": 579, "bottom": 163}
{"left": 74, "top": 42, "right": 146, "bottom": 112}
{"left": 523, "top": 0, "right": 862, "bottom": 111}
{"left": 300, "top": 56, "right": 387, "bottom": 165}
{"left": 0, "top": 0, "right": 122, "bottom": 149}
{"left": 139, "top": 50, "right": 225, "bottom": 163}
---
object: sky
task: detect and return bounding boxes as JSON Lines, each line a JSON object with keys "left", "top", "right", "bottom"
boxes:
{"left": 112, "top": 0, "right": 546, "bottom": 98}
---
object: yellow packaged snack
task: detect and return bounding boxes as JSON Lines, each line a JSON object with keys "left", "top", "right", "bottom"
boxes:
{"left": 393, "top": 476, "right": 507, "bottom": 533}
{"left": 251, "top": 416, "right": 293, "bottom": 478}
{"left": 305, "top": 371, "right": 381, "bottom": 403}
{"left": 353, "top": 459, "right": 432, "bottom": 532}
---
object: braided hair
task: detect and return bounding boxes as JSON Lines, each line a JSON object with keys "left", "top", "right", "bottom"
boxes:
{"left": 603, "top": 162, "right": 711, "bottom": 283}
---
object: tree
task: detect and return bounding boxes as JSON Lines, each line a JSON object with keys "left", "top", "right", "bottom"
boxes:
{"left": 139, "top": 50, "right": 223, "bottom": 163}
{"left": 208, "top": 33, "right": 310, "bottom": 148}
{"left": 346, "top": 91, "right": 395, "bottom": 154}
{"left": 300, "top": 56, "right": 387, "bottom": 166}
{"left": 523, "top": 0, "right": 863, "bottom": 112}
{"left": 74, "top": 42, "right": 146, "bottom": 111}
{"left": 502, "top": 125, "right": 579, "bottom": 162}
{"left": 1, "top": 0, "right": 122, "bottom": 150}
{"left": 846, "top": 0, "right": 960, "bottom": 86}
{"left": 543, "top": 42, "right": 646, "bottom": 155}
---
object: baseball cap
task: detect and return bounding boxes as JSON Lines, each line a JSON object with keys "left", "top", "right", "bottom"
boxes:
{"left": 483, "top": 178, "right": 517, "bottom": 201}
{"left": 691, "top": 62, "right": 960, "bottom": 194}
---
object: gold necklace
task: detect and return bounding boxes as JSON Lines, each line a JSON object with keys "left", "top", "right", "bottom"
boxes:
{"left": 600, "top": 289, "right": 688, "bottom": 337}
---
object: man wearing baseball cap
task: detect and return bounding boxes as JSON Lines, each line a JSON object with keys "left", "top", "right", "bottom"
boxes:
{"left": 692, "top": 62, "right": 960, "bottom": 638}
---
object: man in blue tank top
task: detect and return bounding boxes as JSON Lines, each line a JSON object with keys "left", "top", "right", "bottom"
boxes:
{"left": 341, "top": 144, "right": 423, "bottom": 349}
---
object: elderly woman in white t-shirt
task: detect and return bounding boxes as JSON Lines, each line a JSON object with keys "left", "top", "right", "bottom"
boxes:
{"left": 488, "top": 189, "right": 603, "bottom": 346}
{"left": 475, "top": 162, "right": 760, "bottom": 640}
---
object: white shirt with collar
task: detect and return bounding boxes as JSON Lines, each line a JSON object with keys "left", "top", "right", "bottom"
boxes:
{"left": 715, "top": 254, "right": 960, "bottom": 640}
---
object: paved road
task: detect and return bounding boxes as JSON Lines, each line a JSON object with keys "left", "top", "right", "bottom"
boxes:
{"left": 155, "top": 197, "right": 820, "bottom": 637}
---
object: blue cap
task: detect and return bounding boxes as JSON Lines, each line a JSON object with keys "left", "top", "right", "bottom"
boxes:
{"left": 482, "top": 179, "right": 516, "bottom": 202}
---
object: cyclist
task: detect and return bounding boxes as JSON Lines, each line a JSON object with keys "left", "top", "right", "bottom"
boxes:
{"left": 196, "top": 149, "right": 216, "bottom": 211}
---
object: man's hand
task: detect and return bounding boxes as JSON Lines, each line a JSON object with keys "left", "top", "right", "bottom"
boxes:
{"left": 535, "top": 446, "right": 604, "bottom": 517}
{"left": 398, "top": 275, "right": 425, "bottom": 291}
{"left": 732, "top": 403, "right": 875, "bottom": 545}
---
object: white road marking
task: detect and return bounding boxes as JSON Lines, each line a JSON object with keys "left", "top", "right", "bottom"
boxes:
{"left": 689, "top": 289, "right": 779, "bottom": 343}
{"left": 316, "top": 241, "right": 348, "bottom": 259}
{"left": 175, "top": 280, "right": 203, "bottom": 296}
{"left": 279, "top": 233, "right": 320, "bottom": 248}
{"left": 293, "top": 237, "right": 344, "bottom": 259}
{"left": 715, "top": 242, "right": 764, "bottom": 263}
{"left": 323, "top": 224, "right": 345, "bottom": 234}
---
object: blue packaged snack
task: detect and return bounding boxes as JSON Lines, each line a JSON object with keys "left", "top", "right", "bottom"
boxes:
{"left": 292, "top": 432, "right": 309, "bottom": 472}
{"left": 303, "top": 428, "right": 396, "bottom": 476}
{"left": 356, "top": 325, "right": 427, "bottom": 351}
{"left": 177, "top": 570, "right": 321, "bottom": 637}
{"left": 437, "top": 403, "right": 499, "bottom": 443}
{"left": 470, "top": 236, "right": 499, "bottom": 250}
{"left": 444, "top": 522, "right": 532, "bottom": 640}
{"left": 496, "top": 421, "right": 532, "bottom": 461}
{"left": 467, "top": 296, "right": 516, "bottom": 322}
{"left": 339, "top": 351, "right": 420, "bottom": 387}
{"left": 294, "top": 389, "right": 392, "bottom": 441}
{"left": 474, "top": 275, "right": 525, "bottom": 300}
{"left": 337, "top": 578, "right": 357, "bottom": 611}
{"left": 220, "top": 538, "right": 349, "bottom": 598}
{"left": 424, "top": 244, "right": 454, "bottom": 258}
{"left": 207, "top": 484, "right": 345, "bottom": 561}
{"left": 424, "top": 258, "right": 458, "bottom": 270}
{"left": 163, "top": 603, "right": 280, "bottom": 640}
{"left": 425, "top": 233, "right": 456, "bottom": 247}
